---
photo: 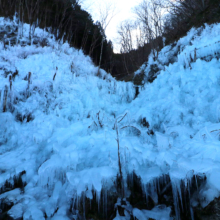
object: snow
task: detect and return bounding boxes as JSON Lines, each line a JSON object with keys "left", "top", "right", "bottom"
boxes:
{"left": 1, "top": 17, "right": 220, "bottom": 219}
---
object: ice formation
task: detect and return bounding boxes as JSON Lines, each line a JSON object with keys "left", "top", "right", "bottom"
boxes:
{"left": 0, "top": 17, "right": 220, "bottom": 219}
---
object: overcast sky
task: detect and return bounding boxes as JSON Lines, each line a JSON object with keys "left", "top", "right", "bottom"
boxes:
{"left": 81, "top": 0, "right": 142, "bottom": 52}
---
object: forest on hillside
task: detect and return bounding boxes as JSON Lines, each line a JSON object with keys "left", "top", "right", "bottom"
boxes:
{"left": 0, "top": 0, "right": 114, "bottom": 75}
{"left": 116, "top": 0, "right": 220, "bottom": 82}
{"left": 0, "top": 0, "right": 220, "bottom": 79}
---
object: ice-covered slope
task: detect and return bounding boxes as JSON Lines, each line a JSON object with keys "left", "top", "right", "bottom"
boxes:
{"left": 1, "top": 17, "right": 220, "bottom": 220}
{"left": 132, "top": 23, "right": 220, "bottom": 219}
{"left": 0, "top": 18, "right": 135, "bottom": 220}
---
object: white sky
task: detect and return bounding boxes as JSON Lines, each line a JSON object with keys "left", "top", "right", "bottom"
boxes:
{"left": 81, "top": 0, "right": 142, "bottom": 52}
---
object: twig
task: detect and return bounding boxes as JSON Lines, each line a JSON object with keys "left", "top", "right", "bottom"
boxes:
{"left": 9, "top": 75, "right": 12, "bottom": 91}
{"left": 53, "top": 67, "right": 58, "bottom": 81}
{"left": 96, "top": 111, "right": 103, "bottom": 128}
{"left": 118, "top": 112, "right": 127, "bottom": 124}
{"left": 120, "top": 125, "right": 141, "bottom": 135}
{"left": 28, "top": 72, "right": 31, "bottom": 85}
{"left": 210, "top": 129, "right": 220, "bottom": 133}
{"left": 194, "top": 48, "right": 197, "bottom": 62}
{"left": 3, "top": 85, "right": 8, "bottom": 112}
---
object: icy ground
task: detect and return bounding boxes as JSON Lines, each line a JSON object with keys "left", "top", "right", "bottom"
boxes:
{"left": 0, "top": 17, "right": 220, "bottom": 219}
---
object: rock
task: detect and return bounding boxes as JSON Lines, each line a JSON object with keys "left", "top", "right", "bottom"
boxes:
{"left": 194, "top": 197, "right": 220, "bottom": 220}
{"left": 147, "top": 64, "right": 159, "bottom": 83}
{"left": 133, "top": 71, "right": 145, "bottom": 86}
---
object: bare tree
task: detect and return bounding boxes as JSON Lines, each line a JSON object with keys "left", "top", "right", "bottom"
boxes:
{"left": 117, "top": 20, "right": 137, "bottom": 75}
{"left": 25, "top": 0, "right": 40, "bottom": 40}
{"left": 135, "top": 21, "right": 146, "bottom": 49}
{"left": 162, "top": 0, "right": 209, "bottom": 44}
{"left": 81, "top": 22, "right": 90, "bottom": 52}
{"left": 97, "top": 2, "right": 117, "bottom": 74}
{"left": 118, "top": 20, "right": 134, "bottom": 54}
{"left": 17, "top": 0, "right": 25, "bottom": 38}
{"left": 89, "top": 23, "right": 102, "bottom": 57}
{"left": 134, "top": 0, "right": 164, "bottom": 59}
{"left": 57, "top": 0, "right": 73, "bottom": 37}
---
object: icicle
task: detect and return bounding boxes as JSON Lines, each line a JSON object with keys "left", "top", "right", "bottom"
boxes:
{"left": 177, "top": 181, "right": 184, "bottom": 212}
{"left": 172, "top": 185, "right": 180, "bottom": 219}
{"left": 187, "top": 178, "right": 191, "bottom": 201}
{"left": 82, "top": 192, "right": 86, "bottom": 219}
{"left": 142, "top": 183, "right": 147, "bottom": 202}
{"left": 102, "top": 187, "right": 108, "bottom": 218}
{"left": 150, "top": 179, "right": 158, "bottom": 204}
{"left": 76, "top": 195, "right": 79, "bottom": 212}
{"left": 127, "top": 172, "right": 133, "bottom": 190}
{"left": 102, "top": 188, "right": 105, "bottom": 218}
{"left": 163, "top": 174, "right": 167, "bottom": 185}
{"left": 190, "top": 207, "right": 194, "bottom": 220}
{"left": 105, "top": 189, "right": 108, "bottom": 218}
{"left": 70, "top": 196, "right": 78, "bottom": 216}
{"left": 195, "top": 176, "right": 198, "bottom": 190}
{"left": 95, "top": 189, "right": 101, "bottom": 213}
{"left": 171, "top": 179, "right": 182, "bottom": 220}
{"left": 157, "top": 178, "right": 160, "bottom": 194}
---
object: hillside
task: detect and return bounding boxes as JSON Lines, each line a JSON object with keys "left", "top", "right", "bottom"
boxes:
{"left": 0, "top": 0, "right": 114, "bottom": 76}
{"left": 1, "top": 17, "right": 220, "bottom": 220}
